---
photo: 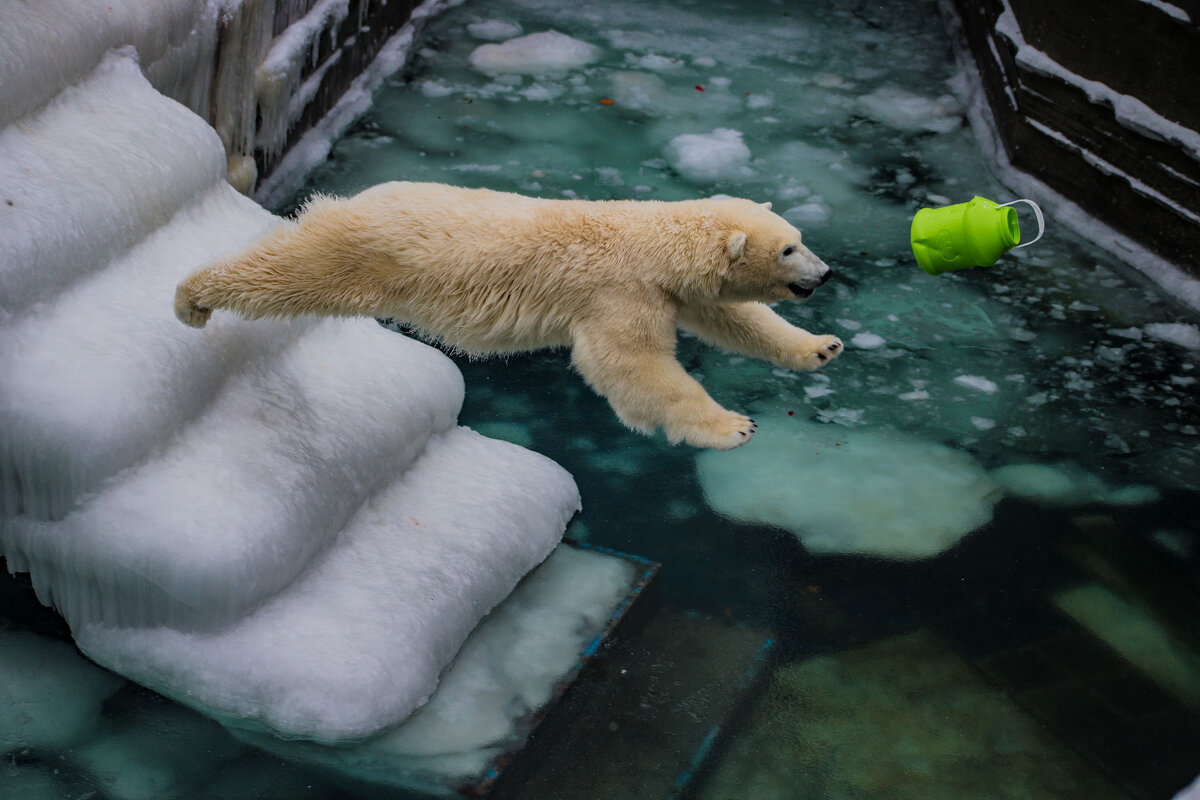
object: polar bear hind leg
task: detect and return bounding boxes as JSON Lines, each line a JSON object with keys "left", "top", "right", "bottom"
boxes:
{"left": 174, "top": 282, "right": 214, "bottom": 328}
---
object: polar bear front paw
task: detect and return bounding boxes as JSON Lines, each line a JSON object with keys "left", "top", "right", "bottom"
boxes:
{"left": 674, "top": 410, "right": 757, "bottom": 450}
{"left": 793, "top": 335, "right": 843, "bottom": 371}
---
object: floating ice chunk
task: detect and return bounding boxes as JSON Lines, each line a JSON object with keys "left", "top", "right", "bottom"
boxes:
{"left": 816, "top": 407, "right": 865, "bottom": 427}
{"left": 783, "top": 201, "right": 832, "bottom": 226}
{"left": 466, "top": 19, "right": 523, "bottom": 41}
{"left": 0, "top": 629, "right": 123, "bottom": 751}
{"left": 1108, "top": 326, "right": 1144, "bottom": 340}
{"left": 610, "top": 71, "right": 672, "bottom": 113}
{"left": 856, "top": 86, "right": 962, "bottom": 134}
{"left": 1145, "top": 322, "right": 1200, "bottom": 350}
{"left": 697, "top": 417, "right": 999, "bottom": 559}
{"left": 609, "top": 71, "right": 740, "bottom": 118}
{"left": 0, "top": 51, "right": 226, "bottom": 314}
{"left": 519, "top": 81, "right": 568, "bottom": 102}
{"left": 4, "top": 320, "right": 464, "bottom": 633}
{"left": 625, "top": 52, "right": 684, "bottom": 71}
{"left": 77, "top": 428, "right": 579, "bottom": 741}
{"left": 468, "top": 31, "right": 602, "bottom": 76}
{"left": 954, "top": 374, "right": 999, "bottom": 394}
{"left": 663, "top": 128, "right": 752, "bottom": 183}
{"left": 991, "top": 462, "right": 1159, "bottom": 506}
{"left": 746, "top": 92, "right": 774, "bottom": 110}
{"left": 850, "top": 332, "right": 886, "bottom": 349}
{"left": 971, "top": 417, "right": 997, "bottom": 431}
{"left": 420, "top": 79, "right": 457, "bottom": 98}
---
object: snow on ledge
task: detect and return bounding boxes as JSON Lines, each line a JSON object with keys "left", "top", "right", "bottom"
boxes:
{"left": 939, "top": 0, "right": 1200, "bottom": 313}
{"left": 255, "top": 0, "right": 466, "bottom": 209}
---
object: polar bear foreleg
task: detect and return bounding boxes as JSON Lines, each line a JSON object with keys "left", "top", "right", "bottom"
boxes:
{"left": 571, "top": 322, "right": 756, "bottom": 449}
{"left": 678, "top": 302, "right": 842, "bottom": 371}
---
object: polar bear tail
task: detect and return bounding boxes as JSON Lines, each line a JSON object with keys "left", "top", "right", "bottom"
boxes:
{"left": 174, "top": 280, "right": 213, "bottom": 328}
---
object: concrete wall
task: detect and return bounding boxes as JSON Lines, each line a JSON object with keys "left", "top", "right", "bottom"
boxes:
{"left": 950, "top": 0, "right": 1200, "bottom": 278}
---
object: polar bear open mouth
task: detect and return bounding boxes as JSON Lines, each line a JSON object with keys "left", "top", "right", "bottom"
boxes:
{"left": 788, "top": 282, "right": 815, "bottom": 298}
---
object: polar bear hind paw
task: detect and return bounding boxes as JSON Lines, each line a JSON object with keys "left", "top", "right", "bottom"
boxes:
{"left": 174, "top": 286, "right": 213, "bottom": 328}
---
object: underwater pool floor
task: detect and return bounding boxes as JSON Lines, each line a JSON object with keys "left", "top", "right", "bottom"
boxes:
{"left": 5, "top": 0, "right": 1200, "bottom": 797}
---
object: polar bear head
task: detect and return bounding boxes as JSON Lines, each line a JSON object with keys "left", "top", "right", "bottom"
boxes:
{"left": 711, "top": 198, "right": 833, "bottom": 303}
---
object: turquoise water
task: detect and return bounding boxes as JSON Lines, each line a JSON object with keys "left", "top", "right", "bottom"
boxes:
{"left": 5, "top": 0, "right": 1199, "bottom": 797}
{"left": 288, "top": 0, "right": 1200, "bottom": 795}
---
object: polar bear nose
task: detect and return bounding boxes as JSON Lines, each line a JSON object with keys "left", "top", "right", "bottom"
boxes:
{"left": 818, "top": 268, "right": 833, "bottom": 285}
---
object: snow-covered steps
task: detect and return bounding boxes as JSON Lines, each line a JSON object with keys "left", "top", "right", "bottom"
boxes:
{"left": 0, "top": 52, "right": 227, "bottom": 315}
{"left": 4, "top": 319, "right": 465, "bottom": 633}
{"left": 1, "top": 10, "right": 587, "bottom": 748}
{"left": 0, "top": 183, "right": 302, "bottom": 521}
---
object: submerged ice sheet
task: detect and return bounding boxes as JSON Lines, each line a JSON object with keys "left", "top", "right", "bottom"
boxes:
{"left": 697, "top": 416, "right": 1001, "bottom": 559}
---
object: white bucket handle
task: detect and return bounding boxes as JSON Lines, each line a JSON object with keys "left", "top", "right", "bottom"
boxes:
{"left": 999, "top": 199, "right": 1045, "bottom": 248}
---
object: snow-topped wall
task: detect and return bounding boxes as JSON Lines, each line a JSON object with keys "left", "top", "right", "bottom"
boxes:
{"left": 947, "top": 0, "right": 1200, "bottom": 287}
{"left": 0, "top": 0, "right": 448, "bottom": 199}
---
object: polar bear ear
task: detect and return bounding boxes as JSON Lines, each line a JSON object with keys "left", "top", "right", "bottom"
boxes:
{"left": 760, "top": 201, "right": 773, "bottom": 210}
{"left": 726, "top": 231, "right": 747, "bottom": 261}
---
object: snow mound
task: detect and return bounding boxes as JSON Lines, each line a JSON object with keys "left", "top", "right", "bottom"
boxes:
{"left": 697, "top": 416, "right": 1000, "bottom": 559}
{"left": 468, "top": 31, "right": 602, "bottom": 75}
{"left": 664, "top": 128, "right": 753, "bottom": 184}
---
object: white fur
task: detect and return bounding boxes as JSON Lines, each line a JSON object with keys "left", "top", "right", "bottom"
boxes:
{"left": 176, "top": 182, "right": 842, "bottom": 448}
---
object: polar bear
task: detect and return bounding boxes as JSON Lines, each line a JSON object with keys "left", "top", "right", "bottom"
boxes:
{"left": 176, "top": 182, "right": 842, "bottom": 449}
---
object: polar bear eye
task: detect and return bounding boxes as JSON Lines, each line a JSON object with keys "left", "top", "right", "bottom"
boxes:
{"left": 782, "top": 245, "right": 796, "bottom": 257}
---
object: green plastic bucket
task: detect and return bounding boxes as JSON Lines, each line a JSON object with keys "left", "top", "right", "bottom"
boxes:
{"left": 911, "top": 196, "right": 1043, "bottom": 275}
